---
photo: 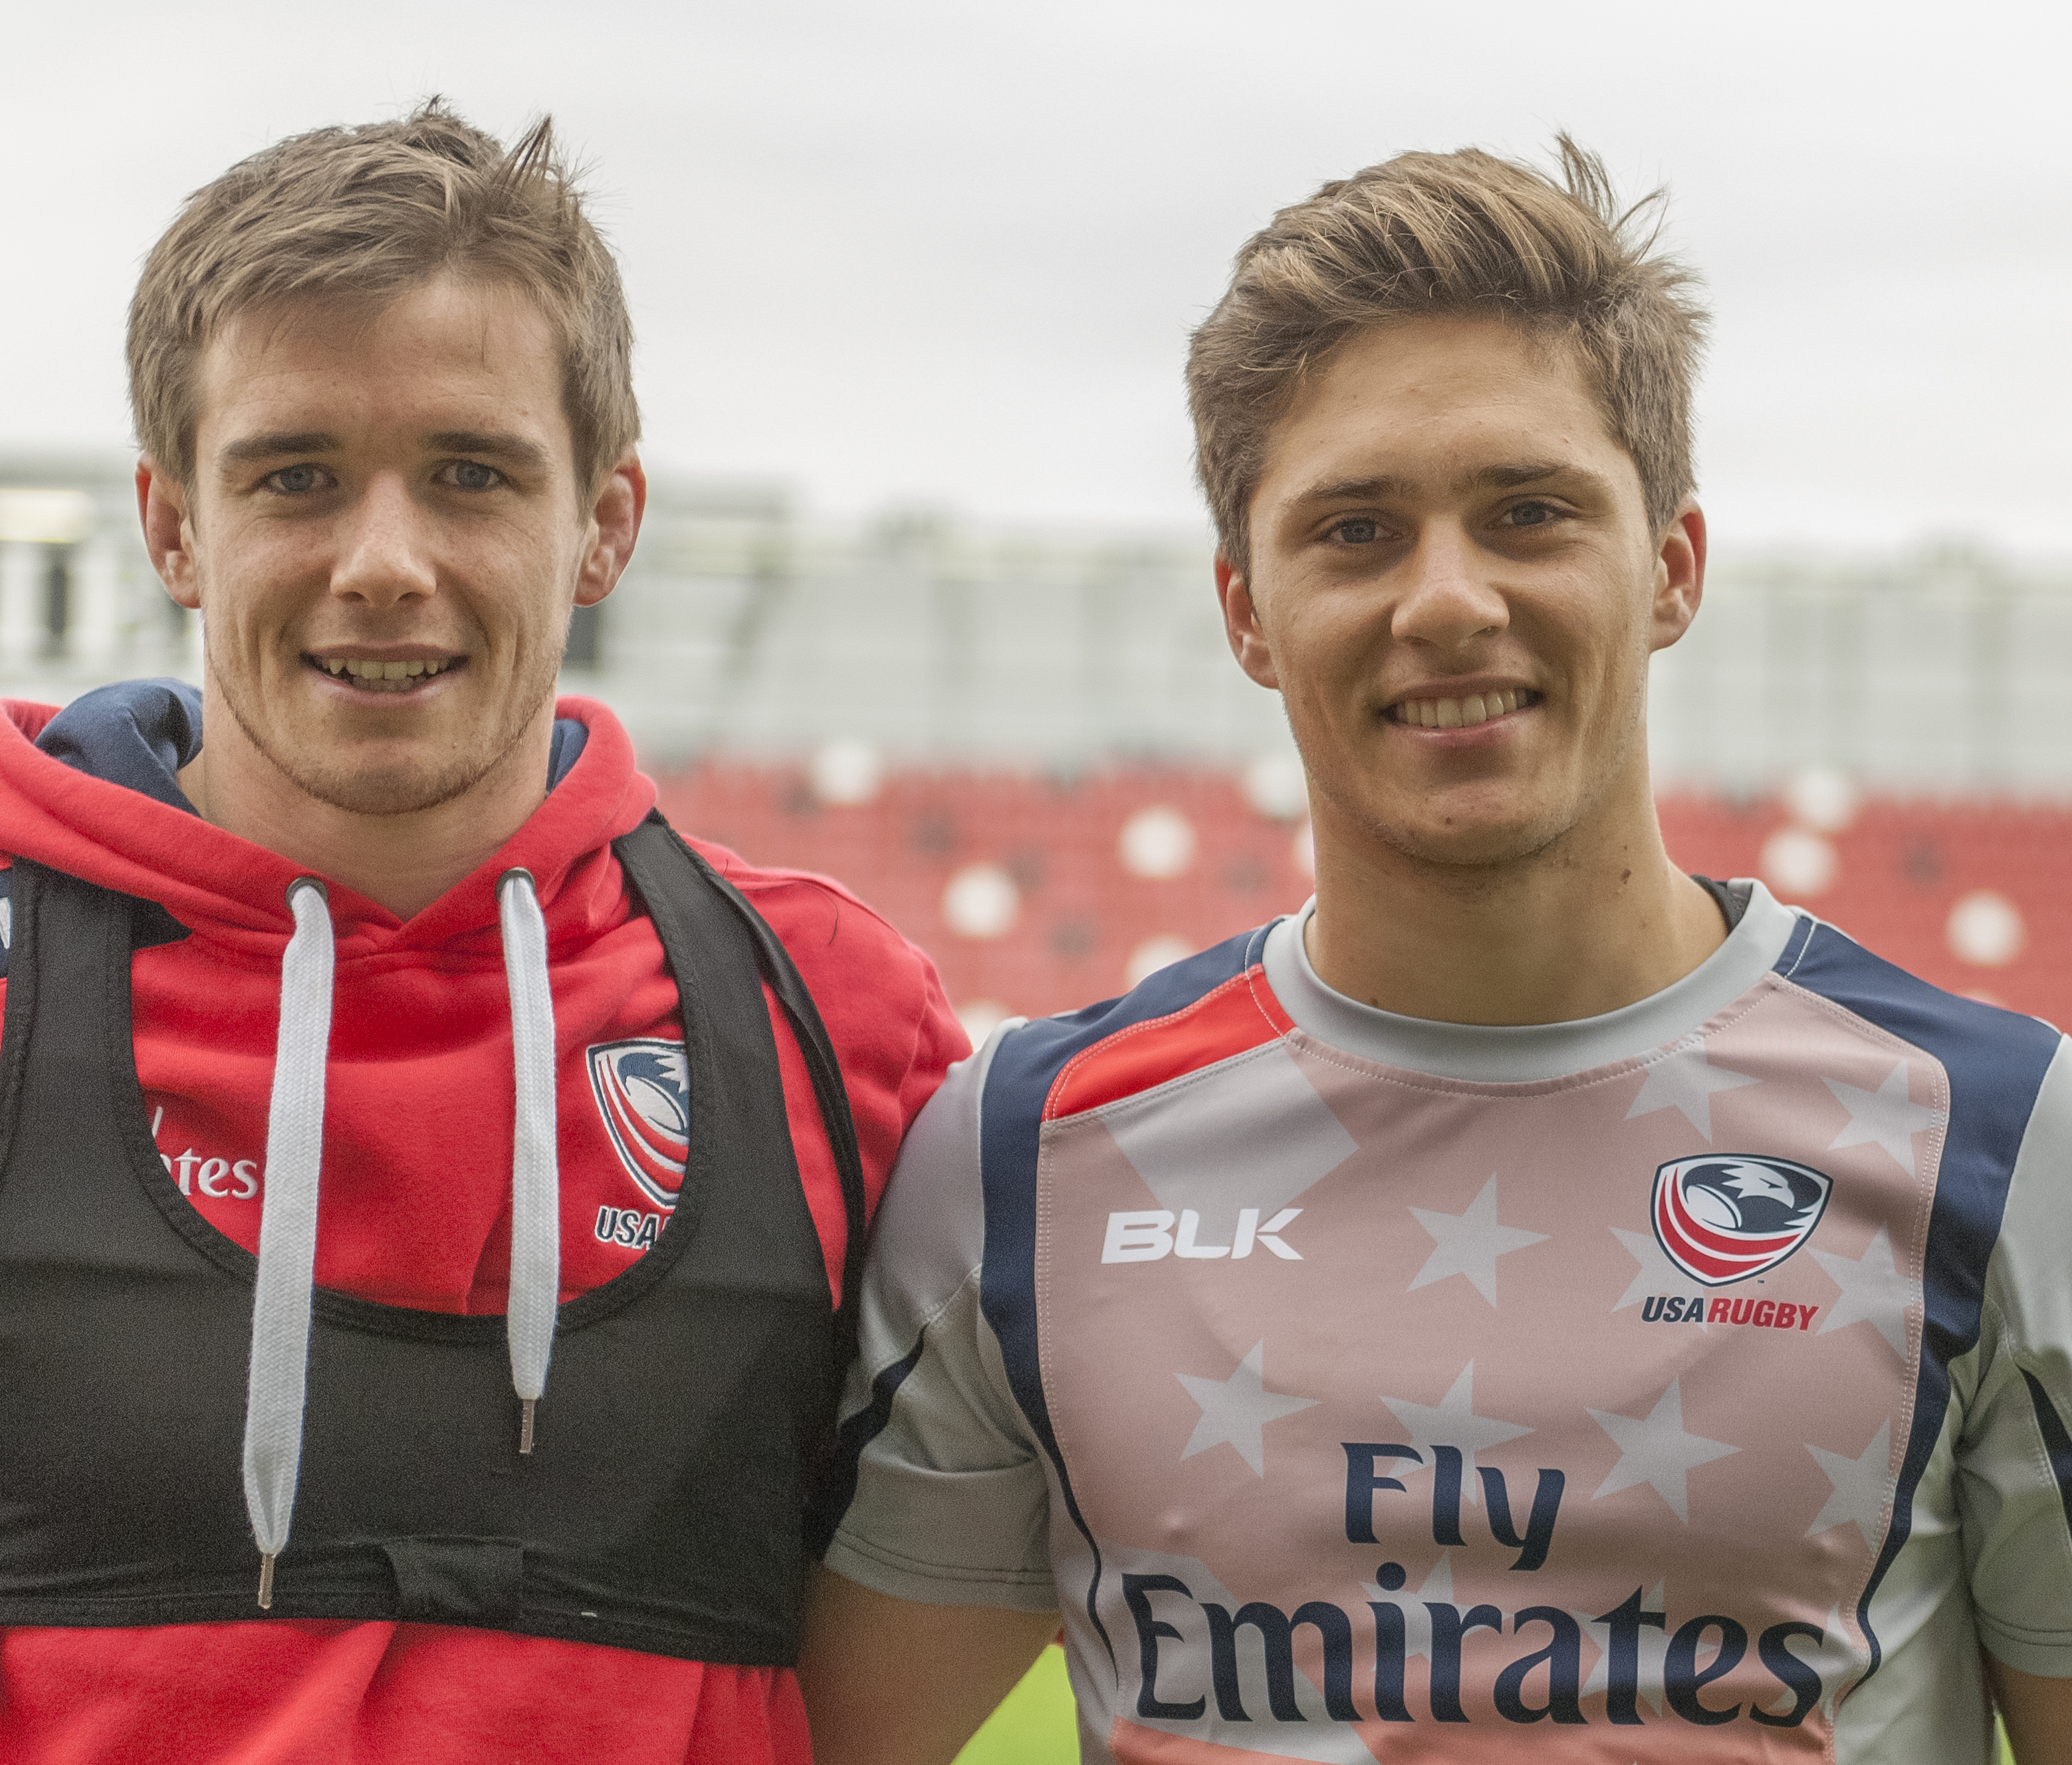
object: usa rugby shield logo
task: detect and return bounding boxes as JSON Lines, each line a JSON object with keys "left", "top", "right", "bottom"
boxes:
{"left": 587, "top": 1039, "right": 689, "bottom": 1209}
{"left": 1651, "top": 1154, "right": 1831, "bottom": 1286}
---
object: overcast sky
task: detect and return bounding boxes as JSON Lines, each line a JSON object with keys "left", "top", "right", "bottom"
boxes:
{"left": 4, "top": 0, "right": 2067, "bottom": 553}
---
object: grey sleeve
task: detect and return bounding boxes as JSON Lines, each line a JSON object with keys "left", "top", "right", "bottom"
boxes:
{"left": 821, "top": 1026, "right": 1059, "bottom": 1611}
{"left": 1962, "top": 1036, "right": 2072, "bottom": 1676}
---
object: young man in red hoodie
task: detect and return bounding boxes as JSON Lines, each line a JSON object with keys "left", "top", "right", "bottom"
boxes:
{"left": 0, "top": 102, "right": 965, "bottom": 1761}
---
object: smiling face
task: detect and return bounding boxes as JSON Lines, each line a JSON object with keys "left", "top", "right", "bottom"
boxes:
{"left": 160, "top": 276, "right": 623, "bottom": 820}
{"left": 1221, "top": 316, "right": 1702, "bottom": 875}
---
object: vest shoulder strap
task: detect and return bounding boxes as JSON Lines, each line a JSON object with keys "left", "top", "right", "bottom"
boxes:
{"left": 612, "top": 812, "right": 868, "bottom": 1356}
{"left": 0, "top": 864, "right": 187, "bottom": 982}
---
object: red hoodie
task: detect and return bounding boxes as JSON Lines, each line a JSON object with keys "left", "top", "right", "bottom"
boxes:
{"left": 0, "top": 690, "right": 966, "bottom": 1764}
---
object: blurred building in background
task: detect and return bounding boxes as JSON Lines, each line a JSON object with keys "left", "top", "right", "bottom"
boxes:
{"left": 0, "top": 453, "right": 199, "bottom": 688}
{"left": 7, "top": 448, "right": 2071, "bottom": 1036}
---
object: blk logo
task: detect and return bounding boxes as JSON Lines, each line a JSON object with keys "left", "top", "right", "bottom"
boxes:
{"left": 1102, "top": 1208, "right": 1302, "bottom": 1264}
{"left": 1651, "top": 1154, "right": 1831, "bottom": 1286}
{"left": 588, "top": 1038, "right": 689, "bottom": 1209}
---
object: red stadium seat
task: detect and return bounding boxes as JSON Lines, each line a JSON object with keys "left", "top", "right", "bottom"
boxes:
{"left": 656, "top": 765, "right": 2072, "bottom": 1032}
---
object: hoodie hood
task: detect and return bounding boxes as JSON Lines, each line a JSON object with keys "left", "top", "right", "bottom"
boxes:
{"left": 0, "top": 681, "right": 654, "bottom": 959}
{"left": 0, "top": 677, "right": 658, "bottom": 1604}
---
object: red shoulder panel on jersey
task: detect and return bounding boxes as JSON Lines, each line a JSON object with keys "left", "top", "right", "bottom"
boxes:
{"left": 1044, "top": 966, "right": 1292, "bottom": 1121}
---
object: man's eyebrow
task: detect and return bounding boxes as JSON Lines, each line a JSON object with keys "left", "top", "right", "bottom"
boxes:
{"left": 1290, "top": 463, "right": 1597, "bottom": 504}
{"left": 426, "top": 430, "right": 552, "bottom": 470}
{"left": 218, "top": 431, "right": 339, "bottom": 465}
{"left": 1462, "top": 461, "right": 1602, "bottom": 492}
{"left": 1290, "top": 475, "right": 1409, "bottom": 504}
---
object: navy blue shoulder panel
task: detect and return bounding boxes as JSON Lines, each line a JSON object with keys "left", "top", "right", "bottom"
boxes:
{"left": 1776, "top": 920, "right": 2061, "bottom": 1674}
{"left": 978, "top": 922, "right": 1271, "bottom": 1675}
{"left": 979, "top": 923, "right": 1272, "bottom": 1460}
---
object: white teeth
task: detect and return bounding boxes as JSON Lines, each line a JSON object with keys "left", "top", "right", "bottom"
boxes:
{"left": 318, "top": 656, "right": 453, "bottom": 689}
{"left": 1395, "top": 689, "right": 1526, "bottom": 727}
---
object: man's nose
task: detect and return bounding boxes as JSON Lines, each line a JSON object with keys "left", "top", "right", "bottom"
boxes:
{"left": 1391, "top": 525, "right": 1509, "bottom": 651}
{"left": 328, "top": 474, "right": 437, "bottom": 608}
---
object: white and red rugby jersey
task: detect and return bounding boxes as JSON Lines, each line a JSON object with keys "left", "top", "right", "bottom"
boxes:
{"left": 824, "top": 883, "right": 2072, "bottom": 1763}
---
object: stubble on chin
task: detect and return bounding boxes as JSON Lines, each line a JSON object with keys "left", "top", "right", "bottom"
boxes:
{"left": 1308, "top": 689, "right": 1649, "bottom": 883}
{"left": 1302, "top": 743, "right": 1587, "bottom": 884}
{"left": 212, "top": 647, "right": 561, "bottom": 820}
{"left": 1353, "top": 798, "right": 1575, "bottom": 880}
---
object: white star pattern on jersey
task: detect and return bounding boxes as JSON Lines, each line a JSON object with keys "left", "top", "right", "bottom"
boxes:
{"left": 1813, "top": 1222, "right": 1916, "bottom": 1357}
{"left": 1576, "top": 1578, "right": 1670, "bottom": 1716}
{"left": 1805, "top": 1418, "right": 1895, "bottom": 1546}
{"left": 1824, "top": 1060, "right": 1947, "bottom": 1172}
{"left": 1409, "top": 1173, "right": 1550, "bottom": 1306}
{"left": 1624, "top": 1033, "right": 1762, "bottom": 1139}
{"left": 1587, "top": 1376, "right": 1740, "bottom": 1524}
{"left": 1607, "top": 1225, "right": 1708, "bottom": 1328}
{"left": 829, "top": 887, "right": 2072, "bottom": 1762}
{"left": 1174, "top": 1339, "right": 1319, "bottom": 1476}
{"left": 1377, "top": 1361, "right": 1534, "bottom": 1505}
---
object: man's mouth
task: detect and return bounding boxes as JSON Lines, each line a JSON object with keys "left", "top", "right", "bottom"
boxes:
{"left": 1386, "top": 687, "right": 1538, "bottom": 729}
{"left": 307, "top": 655, "right": 460, "bottom": 695}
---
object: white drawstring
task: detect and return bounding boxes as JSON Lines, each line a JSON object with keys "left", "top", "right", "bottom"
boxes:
{"left": 498, "top": 869, "right": 560, "bottom": 1453}
{"left": 237, "top": 868, "right": 565, "bottom": 1607}
{"left": 241, "top": 878, "right": 334, "bottom": 1609}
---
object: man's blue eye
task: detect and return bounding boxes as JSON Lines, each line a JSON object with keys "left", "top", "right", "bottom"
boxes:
{"left": 452, "top": 462, "right": 498, "bottom": 491}
{"left": 273, "top": 465, "right": 320, "bottom": 494}
{"left": 1511, "top": 501, "right": 1554, "bottom": 526}
{"left": 1336, "top": 519, "right": 1377, "bottom": 544}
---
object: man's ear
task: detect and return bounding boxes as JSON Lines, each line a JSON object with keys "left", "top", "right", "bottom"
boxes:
{"left": 575, "top": 450, "right": 647, "bottom": 608}
{"left": 138, "top": 458, "right": 201, "bottom": 610}
{"left": 1215, "top": 554, "right": 1281, "bottom": 691}
{"left": 1648, "top": 498, "right": 1706, "bottom": 654}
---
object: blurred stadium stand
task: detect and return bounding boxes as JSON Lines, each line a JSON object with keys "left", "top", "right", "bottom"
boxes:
{"left": 7, "top": 449, "right": 2071, "bottom": 1033}
{"left": 657, "top": 764, "right": 2072, "bottom": 1038}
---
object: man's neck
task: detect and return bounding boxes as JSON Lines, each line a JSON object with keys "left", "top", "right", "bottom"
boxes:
{"left": 1305, "top": 776, "right": 1728, "bottom": 1028}
{"left": 179, "top": 689, "right": 556, "bottom": 922}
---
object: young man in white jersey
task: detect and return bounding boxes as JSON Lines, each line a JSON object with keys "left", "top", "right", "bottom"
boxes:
{"left": 798, "top": 141, "right": 2072, "bottom": 1762}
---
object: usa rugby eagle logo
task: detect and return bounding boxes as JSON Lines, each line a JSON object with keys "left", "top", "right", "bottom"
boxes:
{"left": 587, "top": 1039, "right": 690, "bottom": 1209}
{"left": 1651, "top": 1154, "right": 1832, "bottom": 1286}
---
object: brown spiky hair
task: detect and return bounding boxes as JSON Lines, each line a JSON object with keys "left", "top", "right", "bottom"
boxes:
{"left": 1187, "top": 137, "right": 1707, "bottom": 570}
{"left": 127, "top": 98, "right": 638, "bottom": 496}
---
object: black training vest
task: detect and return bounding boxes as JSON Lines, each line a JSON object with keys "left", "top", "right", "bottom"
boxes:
{"left": 0, "top": 812, "right": 865, "bottom": 1664}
